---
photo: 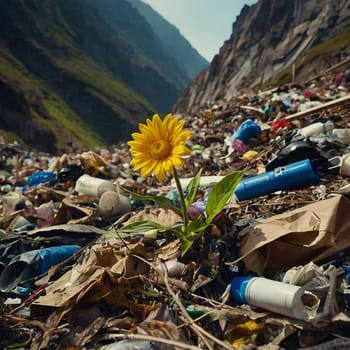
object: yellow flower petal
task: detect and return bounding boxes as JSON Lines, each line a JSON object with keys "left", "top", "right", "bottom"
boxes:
{"left": 140, "top": 160, "right": 157, "bottom": 178}
{"left": 173, "top": 119, "right": 186, "bottom": 135}
{"left": 153, "top": 162, "right": 166, "bottom": 182}
{"left": 128, "top": 141, "right": 151, "bottom": 154}
{"left": 163, "top": 159, "right": 174, "bottom": 173}
{"left": 131, "top": 132, "right": 147, "bottom": 142}
{"left": 172, "top": 145, "right": 191, "bottom": 156}
{"left": 176, "top": 130, "right": 192, "bottom": 143}
{"left": 171, "top": 156, "right": 185, "bottom": 167}
{"left": 140, "top": 166, "right": 152, "bottom": 178}
{"left": 139, "top": 123, "right": 156, "bottom": 140}
{"left": 152, "top": 114, "right": 163, "bottom": 139}
{"left": 131, "top": 157, "right": 153, "bottom": 171}
{"left": 128, "top": 113, "right": 192, "bottom": 181}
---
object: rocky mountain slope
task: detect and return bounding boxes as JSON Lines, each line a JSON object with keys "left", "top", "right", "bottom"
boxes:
{"left": 173, "top": 0, "right": 350, "bottom": 113}
{"left": 126, "top": 0, "right": 208, "bottom": 79}
{"left": 0, "top": 0, "right": 207, "bottom": 152}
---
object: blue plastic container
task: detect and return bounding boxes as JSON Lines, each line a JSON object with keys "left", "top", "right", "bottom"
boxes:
{"left": 235, "top": 119, "right": 261, "bottom": 143}
{"left": 234, "top": 159, "right": 320, "bottom": 201}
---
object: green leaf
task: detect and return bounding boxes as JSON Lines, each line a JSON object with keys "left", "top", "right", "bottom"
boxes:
{"left": 120, "top": 186, "right": 182, "bottom": 216}
{"left": 120, "top": 220, "right": 172, "bottom": 233}
{"left": 140, "top": 286, "right": 162, "bottom": 297}
{"left": 185, "top": 168, "right": 202, "bottom": 208}
{"left": 178, "top": 233, "right": 201, "bottom": 256}
{"left": 188, "top": 217, "right": 208, "bottom": 234}
{"left": 205, "top": 171, "right": 244, "bottom": 224}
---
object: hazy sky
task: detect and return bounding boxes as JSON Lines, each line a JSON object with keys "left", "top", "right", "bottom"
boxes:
{"left": 142, "top": 0, "right": 257, "bottom": 61}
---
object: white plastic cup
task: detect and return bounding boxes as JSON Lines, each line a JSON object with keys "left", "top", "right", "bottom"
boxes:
{"left": 75, "top": 174, "right": 118, "bottom": 198}
{"left": 231, "top": 276, "right": 320, "bottom": 320}
{"left": 98, "top": 191, "right": 131, "bottom": 218}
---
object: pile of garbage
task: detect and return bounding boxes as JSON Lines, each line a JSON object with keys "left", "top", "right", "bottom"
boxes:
{"left": 0, "top": 65, "right": 350, "bottom": 349}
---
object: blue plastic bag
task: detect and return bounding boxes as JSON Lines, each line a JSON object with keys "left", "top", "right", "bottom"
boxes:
{"left": 26, "top": 171, "right": 57, "bottom": 187}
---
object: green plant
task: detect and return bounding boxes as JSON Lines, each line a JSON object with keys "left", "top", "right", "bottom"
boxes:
{"left": 120, "top": 113, "right": 244, "bottom": 256}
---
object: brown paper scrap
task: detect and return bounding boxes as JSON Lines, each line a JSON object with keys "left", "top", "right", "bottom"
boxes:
{"left": 233, "top": 195, "right": 350, "bottom": 277}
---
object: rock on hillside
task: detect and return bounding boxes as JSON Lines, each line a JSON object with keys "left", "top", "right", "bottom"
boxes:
{"left": 173, "top": 0, "right": 350, "bottom": 113}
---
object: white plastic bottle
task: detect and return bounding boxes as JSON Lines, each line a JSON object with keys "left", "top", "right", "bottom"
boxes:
{"left": 75, "top": 174, "right": 118, "bottom": 198}
{"left": 231, "top": 276, "right": 320, "bottom": 321}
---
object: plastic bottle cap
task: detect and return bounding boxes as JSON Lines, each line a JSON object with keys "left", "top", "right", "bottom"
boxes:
{"left": 231, "top": 275, "right": 253, "bottom": 304}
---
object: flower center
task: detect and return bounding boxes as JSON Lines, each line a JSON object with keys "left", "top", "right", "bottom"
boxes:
{"left": 150, "top": 140, "right": 171, "bottom": 159}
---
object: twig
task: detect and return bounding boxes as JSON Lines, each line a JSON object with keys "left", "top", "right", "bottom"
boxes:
{"left": 133, "top": 255, "right": 214, "bottom": 349}
{"left": 284, "top": 94, "right": 350, "bottom": 121}
{"left": 190, "top": 292, "right": 225, "bottom": 306}
{"left": 302, "top": 56, "right": 350, "bottom": 84}
{"left": 133, "top": 255, "right": 234, "bottom": 349}
{"left": 177, "top": 314, "right": 214, "bottom": 350}
{"left": 251, "top": 200, "right": 316, "bottom": 206}
{"left": 9, "top": 284, "right": 47, "bottom": 315}
{"left": 239, "top": 105, "right": 264, "bottom": 115}
{"left": 159, "top": 261, "right": 213, "bottom": 349}
{"left": 159, "top": 261, "right": 235, "bottom": 350}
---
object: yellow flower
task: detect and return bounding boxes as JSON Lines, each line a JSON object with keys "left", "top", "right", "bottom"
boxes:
{"left": 128, "top": 114, "right": 192, "bottom": 182}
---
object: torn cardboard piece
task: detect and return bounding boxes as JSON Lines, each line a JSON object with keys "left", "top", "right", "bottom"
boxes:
{"left": 234, "top": 194, "right": 350, "bottom": 277}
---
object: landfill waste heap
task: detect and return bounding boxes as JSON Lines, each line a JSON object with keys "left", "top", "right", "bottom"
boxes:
{"left": 0, "top": 62, "right": 350, "bottom": 349}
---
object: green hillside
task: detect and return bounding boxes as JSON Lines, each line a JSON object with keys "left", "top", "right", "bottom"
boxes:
{"left": 0, "top": 0, "right": 207, "bottom": 152}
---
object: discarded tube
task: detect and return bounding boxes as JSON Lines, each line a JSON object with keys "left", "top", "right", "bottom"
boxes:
{"left": 234, "top": 159, "right": 320, "bottom": 201}
{"left": 231, "top": 276, "right": 320, "bottom": 320}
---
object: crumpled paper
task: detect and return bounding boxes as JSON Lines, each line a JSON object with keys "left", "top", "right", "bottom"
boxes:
{"left": 234, "top": 194, "right": 350, "bottom": 277}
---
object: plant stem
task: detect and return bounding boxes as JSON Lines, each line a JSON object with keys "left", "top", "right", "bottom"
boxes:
{"left": 173, "top": 167, "right": 189, "bottom": 233}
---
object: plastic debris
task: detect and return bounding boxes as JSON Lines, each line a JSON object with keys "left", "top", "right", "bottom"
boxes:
{"left": 0, "top": 61, "right": 350, "bottom": 350}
